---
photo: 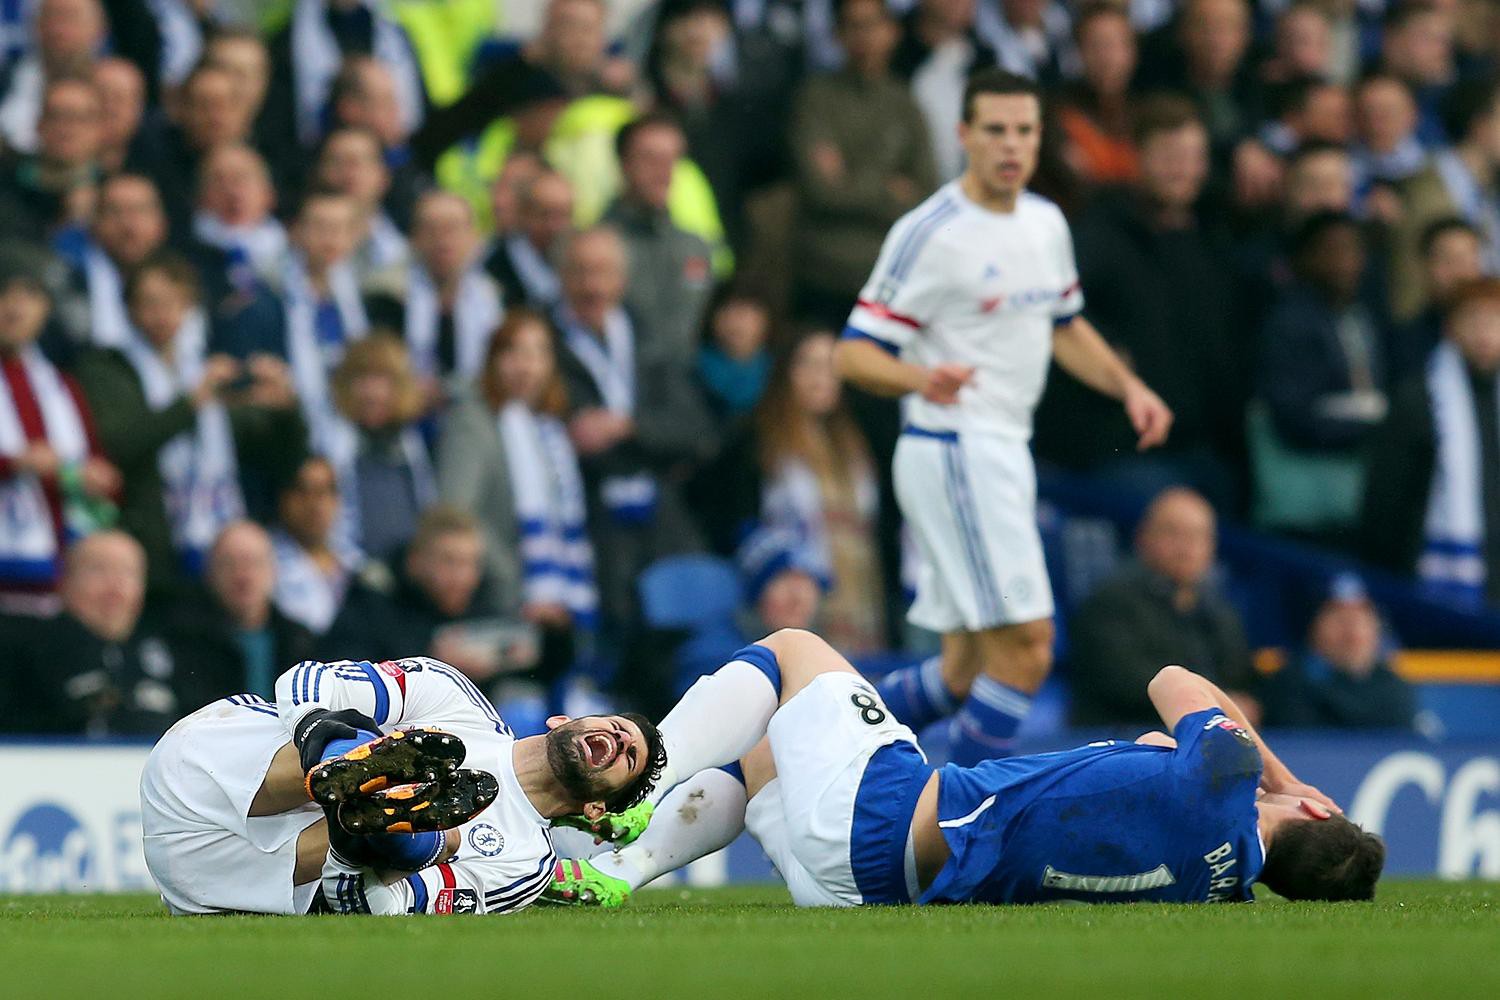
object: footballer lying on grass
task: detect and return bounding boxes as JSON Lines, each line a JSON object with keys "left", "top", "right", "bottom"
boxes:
{"left": 547, "top": 629, "right": 1386, "bottom": 907}
{"left": 139, "top": 658, "right": 666, "bottom": 915}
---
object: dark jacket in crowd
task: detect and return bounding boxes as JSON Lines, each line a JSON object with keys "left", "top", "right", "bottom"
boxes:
{"left": 0, "top": 610, "right": 225, "bottom": 736}
{"left": 1068, "top": 563, "right": 1258, "bottom": 726}
{"left": 1261, "top": 653, "right": 1417, "bottom": 730}
{"left": 163, "top": 589, "right": 318, "bottom": 702}
{"left": 319, "top": 565, "right": 500, "bottom": 666}
{"left": 602, "top": 197, "right": 714, "bottom": 363}
{"left": 73, "top": 348, "right": 308, "bottom": 595}
{"left": 1035, "top": 189, "right": 1243, "bottom": 468}
{"left": 1258, "top": 282, "right": 1387, "bottom": 452}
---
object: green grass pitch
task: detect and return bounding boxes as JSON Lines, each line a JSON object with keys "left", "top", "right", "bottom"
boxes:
{"left": 2, "top": 881, "right": 1496, "bottom": 999}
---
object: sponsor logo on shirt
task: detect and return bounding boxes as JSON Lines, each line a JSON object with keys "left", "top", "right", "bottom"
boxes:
{"left": 1204, "top": 714, "right": 1256, "bottom": 746}
{"left": 435, "top": 888, "right": 479, "bottom": 914}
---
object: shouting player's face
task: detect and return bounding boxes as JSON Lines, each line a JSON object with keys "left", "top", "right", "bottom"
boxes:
{"left": 544, "top": 714, "right": 650, "bottom": 802}
{"left": 960, "top": 93, "right": 1041, "bottom": 204}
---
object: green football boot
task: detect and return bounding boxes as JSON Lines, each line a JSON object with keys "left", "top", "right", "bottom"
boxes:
{"left": 551, "top": 800, "right": 655, "bottom": 845}
{"left": 539, "top": 858, "right": 632, "bottom": 908}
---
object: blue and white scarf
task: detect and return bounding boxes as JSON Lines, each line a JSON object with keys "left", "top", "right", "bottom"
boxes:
{"left": 83, "top": 243, "right": 131, "bottom": 348}
{"left": 270, "top": 526, "right": 361, "bottom": 635}
{"left": 0, "top": 346, "right": 90, "bottom": 582}
{"left": 192, "top": 212, "right": 289, "bottom": 291}
{"left": 405, "top": 263, "right": 503, "bottom": 381}
{"left": 499, "top": 400, "right": 598, "bottom": 625}
{"left": 119, "top": 318, "right": 245, "bottom": 571}
{"left": 502, "top": 234, "right": 562, "bottom": 307}
{"left": 283, "top": 252, "right": 369, "bottom": 445}
{"left": 290, "top": 0, "right": 424, "bottom": 145}
{"left": 144, "top": 0, "right": 203, "bottom": 88}
{"left": 1419, "top": 342, "right": 1495, "bottom": 606}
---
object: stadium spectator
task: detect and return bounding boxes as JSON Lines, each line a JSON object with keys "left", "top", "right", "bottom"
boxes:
{"left": 0, "top": 530, "right": 196, "bottom": 736}
{"left": 168, "top": 519, "right": 316, "bottom": 700}
{"left": 1351, "top": 72, "right": 1427, "bottom": 193}
{"left": 263, "top": 0, "right": 426, "bottom": 150}
{"left": 274, "top": 190, "right": 369, "bottom": 448}
{"left": 1379, "top": 1, "right": 1457, "bottom": 146}
{"left": 554, "top": 226, "right": 714, "bottom": 699}
{"left": 1262, "top": 573, "right": 1419, "bottom": 730}
{"left": 364, "top": 190, "right": 503, "bottom": 385}
{"left": 484, "top": 166, "right": 572, "bottom": 311}
{"left": 978, "top": 0, "right": 1073, "bottom": 85}
{"left": 69, "top": 174, "right": 170, "bottom": 352}
{"left": 1255, "top": 77, "right": 1354, "bottom": 158}
{"left": 1362, "top": 277, "right": 1500, "bottom": 606}
{"left": 1054, "top": 2, "right": 1139, "bottom": 188}
{"left": 327, "top": 55, "right": 425, "bottom": 228}
{"left": 1068, "top": 487, "right": 1260, "bottom": 727}
{"left": 321, "top": 504, "right": 510, "bottom": 681}
{"left": 889, "top": 0, "right": 994, "bottom": 182}
{"left": 0, "top": 265, "right": 117, "bottom": 614}
{"left": 436, "top": 309, "right": 597, "bottom": 685}
{"left": 1252, "top": 212, "right": 1388, "bottom": 541}
{"left": 1260, "top": 2, "right": 1335, "bottom": 86}
{"left": 323, "top": 333, "right": 436, "bottom": 563}
{"left": 0, "top": 77, "right": 104, "bottom": 244}
{"left": 523, "top": 0, "right": 632, "bottom": 98}
{"left": 92, "top": 56, "right": 148, "bottom": 175}
{"left": 270, "top": 454, "right": 361, "bottom": 636}
{"left": 1389, "top": 216, "right": 1484, "bottom": 380}
{"left": 1036, "top": 95, "right": 1240, "bottom": 508}
{"left": 605, "top": 114, "right": 714, "bottom": 361}
{"left": 1389, "top": 76, "right": 1500, "bottom": 322}
{"left": 75, "top": 253, "right": 304, "bottom": 593}
{"left": 789, "top": 0, "right": 936, "bottom": 328}
{"left": 696, "top": 286, "right": 773, "bottom": 428}
{"left": 0, "top": 0, "right": 107, "bottom": 156}
{"left": 314, "top": 125, "right": 410, "bottom": 280}
{"left": 487, "top": 150, "right": 545, "bottom": 239}
{"left": 191, "top": 143, "right": 286, "bottom": 292}
{"left": 136, "top": 63, "right": 255, "bottom": 232}
{"left": 694, "top": 330, "right": 884, "bottom": 654}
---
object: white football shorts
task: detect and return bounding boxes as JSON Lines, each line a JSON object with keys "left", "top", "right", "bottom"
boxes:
{"left": 894, "top": 428, "right": 1054, "bottom": 632}
{"left": 140, "top": 698, "right": 322, "bottom": 915}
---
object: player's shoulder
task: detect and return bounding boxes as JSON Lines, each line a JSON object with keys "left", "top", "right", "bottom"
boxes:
{"left": 1017, "top": 190, "right": 1070, "bottom": 230}
{"left": 1174, "top": 709, "right": 1263, "bottom": 781}
{"left": 889, "top": 183, "right": 966, "bottom": 240}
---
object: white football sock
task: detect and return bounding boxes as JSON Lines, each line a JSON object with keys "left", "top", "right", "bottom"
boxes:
{"left": 652, "top": 658, "right": 778, "bottom": 799}
{"left": 593, "top": 768, "right": 748, "bottom": 890}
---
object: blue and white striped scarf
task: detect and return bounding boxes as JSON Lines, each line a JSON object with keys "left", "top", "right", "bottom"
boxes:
{"left": 1420, "top": 342, "right": 1494, "bottom": 606}
{"left": 498, "top": 400, "right": 597, "bottom": 626}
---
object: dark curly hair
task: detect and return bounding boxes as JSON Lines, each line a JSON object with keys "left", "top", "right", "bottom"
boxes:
{"left": 604, "top": 712, "right": 669, "bottom": 813}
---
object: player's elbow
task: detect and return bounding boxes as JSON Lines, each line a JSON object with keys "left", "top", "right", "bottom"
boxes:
{"left": 758, "top": 627, "right": 829, "bottom": 662}
{"left": 1147, "top": 665, "right": 1192, "bottom": 700}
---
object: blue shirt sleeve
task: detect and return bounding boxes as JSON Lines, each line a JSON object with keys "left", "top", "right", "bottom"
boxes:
{"left": 1171, "top": 708, "right": 1264, "bottom": 786}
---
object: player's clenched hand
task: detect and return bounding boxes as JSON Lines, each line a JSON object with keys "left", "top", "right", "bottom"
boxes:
{"left": 921, "top": 364, "right": 974, "bottom": 405}
{"left": 1123, "top": 381, "right": 1173, "bottom": 451}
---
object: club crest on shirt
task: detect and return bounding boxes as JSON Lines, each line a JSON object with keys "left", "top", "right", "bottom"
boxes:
{"left": 874, "top": 278, "right": 900, "bottom": 305}
{"left": 467, "top": 823, "right": 504, "bottom": 857}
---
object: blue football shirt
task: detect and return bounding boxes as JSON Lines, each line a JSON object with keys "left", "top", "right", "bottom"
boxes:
{"left": 921, "top": 708, "right": 1264, "bottom": 904}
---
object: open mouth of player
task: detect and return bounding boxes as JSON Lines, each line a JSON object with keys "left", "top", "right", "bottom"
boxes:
{"left": 580, "top": 731, "right": 620, "bottom": 769}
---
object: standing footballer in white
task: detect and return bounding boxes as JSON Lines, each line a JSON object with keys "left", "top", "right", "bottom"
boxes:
{"left": 836, "top": 69, "right": 1175, "bottom": 765}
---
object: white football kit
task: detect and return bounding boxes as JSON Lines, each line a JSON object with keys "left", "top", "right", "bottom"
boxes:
{"left": 845, "top": 182, "right": 1083, "bottom": 631}
{"left": 140, "top": 658, "right": 557, "bottom": 916}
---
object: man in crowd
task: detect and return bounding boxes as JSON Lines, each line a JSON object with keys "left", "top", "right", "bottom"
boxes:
{"left": 1069, "top": 487, "right": 1260, "bottom": 727}
{"left": 271, "top": 454, "right": 363, "bottom": 637}
{"left": 0, "top": 77, "right": 104, "bottom": 244}
{"left": 1389, "top": 217, "right": 1483, "bottom": 380}
{"left": 1262, "top": 573, "right": 1417, "bottom": 730}
{"left": 70, "top": 173, "right": 170, "bottom": 350}
{"left": 0, "top": 531, "right": 199, "bottom": 735}
{"left": 485, "top": 166, "right": 573, "bottom": 311}
{"left": 604, "top": 114, "right": 714, "bottom": 362}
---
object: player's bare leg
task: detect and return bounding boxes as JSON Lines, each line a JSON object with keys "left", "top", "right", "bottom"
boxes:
{"left": 249, "top": 743, "right": 313, "bottom": 817}
{"left": 293, "top": 821, "right": 331, "bottom": 885}
{"left": 948, "top": 618, "right": 1054, "bottom": 766}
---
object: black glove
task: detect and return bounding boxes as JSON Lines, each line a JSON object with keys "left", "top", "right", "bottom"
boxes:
{"left": 293, "top": 708, "right": 383, "bottom": 775}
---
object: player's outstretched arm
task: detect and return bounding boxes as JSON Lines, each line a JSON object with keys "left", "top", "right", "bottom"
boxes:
{"left": 1051, "top": 317, "right": 1173, "bottom": 450}
{"left": 834, "top": 338, "right": 973, "bottom": 404}
{"left": 1147, "top": 665, "right": 1340, "bottom": 813}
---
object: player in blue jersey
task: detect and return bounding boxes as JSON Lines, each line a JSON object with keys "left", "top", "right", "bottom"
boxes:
{"left": 547, "top": 630, "right": 1382, "bottom": 907}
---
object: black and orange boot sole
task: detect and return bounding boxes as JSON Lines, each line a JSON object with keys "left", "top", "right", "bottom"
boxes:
{"left": 305, "top": 729, "right": 467, "bottom": 807}
{"left": 336, "top": 768, "right": 500, "bottom": 834}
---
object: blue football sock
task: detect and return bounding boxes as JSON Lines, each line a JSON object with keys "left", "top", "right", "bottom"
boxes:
{"left": 718, "top": 761, "right": 745, "bottom": 786}
{"left": 365, "top": 830, "right": 444, "bottom": 871}
{"left": 875, "top": 657, "right": 957, "bottom": 731}
{"left": 321, "top": 731, "right": 380, "bottom": 763}
{"left": 948, "top": 676, "right": 1031, "bottom": 767}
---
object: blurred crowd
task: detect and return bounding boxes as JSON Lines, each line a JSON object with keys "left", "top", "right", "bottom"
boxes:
{"left": 6, "top": 0, "right": 1484, "bottom": 740}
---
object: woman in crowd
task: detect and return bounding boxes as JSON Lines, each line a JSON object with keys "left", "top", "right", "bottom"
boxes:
{"left": 324, "top": 333, "right": 436, "bottom": 564}
{"left": 77, "top": 253, "right": 304, "bottom": 593}
{"left": 1054, "top": 2, "right": 1140, "bottom": 188}
{"left": 695, "top": 286, "right": 773, "bottom": 430}
{"left": 0, "top": 267, "right": 118, "bottom": 614}
{"left": 694, "top": 328, "right": 884, "bottom": 654}
{"left": 436, "top": 308, "right": 597, "bottom": 688}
